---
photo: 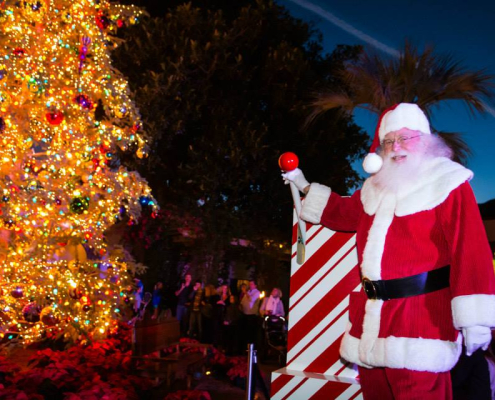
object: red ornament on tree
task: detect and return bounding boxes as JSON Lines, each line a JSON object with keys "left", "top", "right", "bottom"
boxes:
{"left": 45, "top": 110, "right": 64, "bottom": 125}
{"left": 41, "top": 307, "right": 58, "bottom": 326}
{"left": 13, "top": 48, "right": 26, "bottom": 57}
{"left": 95, "top": 12, "right": 110, "bottom": 30}
{"left": 131, "top": 123, "right": 141, "bottom": 133}
{"left": 11, "top": 286, "right": 24, "bottom": 298}
{"left": 278, "top": 152, "right": 299, "bottom": 171}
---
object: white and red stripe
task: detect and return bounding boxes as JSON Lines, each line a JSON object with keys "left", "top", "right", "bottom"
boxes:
{"left": 271, "top": 210, "right": 362, "bottom": 399}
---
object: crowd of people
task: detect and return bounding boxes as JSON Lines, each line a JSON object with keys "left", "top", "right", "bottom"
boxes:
{"left": 132, "top": 275, "right": 286, "bottom": 355}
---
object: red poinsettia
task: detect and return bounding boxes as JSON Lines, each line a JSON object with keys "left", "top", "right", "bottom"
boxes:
{"left": 164, "top": 390, "right": 211, "bottom": 400}
{"left": 0, "top": 354, "right": 20, "bottom": 375}
{"left": 1, "top": 326, "right": 150, "bottom": 398}
{"left": 226, "top": 356, "right": 248, "bottom": 380}
{"left": 205, "top": 347, "right": 249, "bottom": 381}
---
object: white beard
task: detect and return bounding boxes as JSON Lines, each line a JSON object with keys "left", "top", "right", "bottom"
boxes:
{"left": 372, "top": 135, "right": 453, "bottom": 194}
{"left": 373, "top": 151, "right": 427, "bottom": 193}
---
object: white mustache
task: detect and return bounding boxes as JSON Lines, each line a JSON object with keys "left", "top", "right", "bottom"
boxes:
{"left": 386, "top": 151, "right": 408, "bottom": 159}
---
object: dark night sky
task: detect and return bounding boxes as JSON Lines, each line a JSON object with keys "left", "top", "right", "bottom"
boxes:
{"left": 278, "top": 0, "right": 495, "bottom": 203}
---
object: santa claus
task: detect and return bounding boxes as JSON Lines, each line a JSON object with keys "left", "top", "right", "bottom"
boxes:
{"left": 283, "top": 103, "right": 495, "bottom": 399}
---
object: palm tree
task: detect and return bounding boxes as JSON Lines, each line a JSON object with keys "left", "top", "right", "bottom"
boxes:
{"left": 308, "top": 41, "right": 495, "bottom": 163}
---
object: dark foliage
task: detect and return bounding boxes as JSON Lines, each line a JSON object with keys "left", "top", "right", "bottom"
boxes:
{"left": 479, "top": 199, "right": 495, "bottom": 220}
{"left": 112, "top": 0, "right": 368, "bottom": 282}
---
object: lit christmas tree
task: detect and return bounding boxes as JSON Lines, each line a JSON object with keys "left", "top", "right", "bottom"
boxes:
{"left": 0, "top": 0, "right": 155, "bottom": 344}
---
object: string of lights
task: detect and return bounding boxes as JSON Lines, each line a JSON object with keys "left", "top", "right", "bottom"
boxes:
{"left": 0, "top": 0, "right": 156, "bottom": 344}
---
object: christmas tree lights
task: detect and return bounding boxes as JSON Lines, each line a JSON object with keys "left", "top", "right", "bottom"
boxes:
{"left": 0, "top": 0, "right": 155, "bottom": 344}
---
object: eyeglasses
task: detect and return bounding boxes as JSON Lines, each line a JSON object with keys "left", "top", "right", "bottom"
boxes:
{"left": 380, "top": 135, "right": 422, "bottom": 149}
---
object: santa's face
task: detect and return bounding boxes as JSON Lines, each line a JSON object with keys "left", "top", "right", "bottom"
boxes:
{"left": 382, "top": 128, "right": 424, "bottom": 163}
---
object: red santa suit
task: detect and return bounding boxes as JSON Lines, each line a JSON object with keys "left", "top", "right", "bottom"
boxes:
{"left": 300, "top": 156, "right": 495, "bottom": 373}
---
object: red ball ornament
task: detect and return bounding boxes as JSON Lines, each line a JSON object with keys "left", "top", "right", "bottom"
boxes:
{"left": 131, "top": 123, "right": 141, "bottom": 133}
{"left": 278, "top": 152, "right": 299, "bottom": 171}
{"left": 95, "top": 13, "right": 110, "bottom": 30}
{"left": 46, "top": 110, "right": 64, "bottom": 125}
{"left": 11, "top": 286, "right": 24, "bottom": 298}
{"left": 13, "top": 48, "right": 26, "bottom": 57}
{"left": 41, "top": 312, "right": 58, "bottom": 326}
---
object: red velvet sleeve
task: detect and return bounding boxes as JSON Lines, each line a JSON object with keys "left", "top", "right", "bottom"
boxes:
{"left": 320, "top": 190, "right": 363, "bottom": 233}
{"left": 438, "top": 182, "right": 495, "bottom": 298}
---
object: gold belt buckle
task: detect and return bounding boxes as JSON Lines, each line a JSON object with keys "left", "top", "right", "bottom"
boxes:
{"left": 362, "top": 277, "right": 378, "bottom": 300}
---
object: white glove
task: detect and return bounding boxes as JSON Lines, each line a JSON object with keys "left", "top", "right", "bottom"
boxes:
{"left": 281, "top": 168, "right": 310, "bottom": 194}
{"left": 462, "top": 326, "right": 492, "bottom": 356}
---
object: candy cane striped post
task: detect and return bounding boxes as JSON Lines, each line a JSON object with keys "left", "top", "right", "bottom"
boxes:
{"left": 271, "top": 209, "right": 362, "bottom": 399}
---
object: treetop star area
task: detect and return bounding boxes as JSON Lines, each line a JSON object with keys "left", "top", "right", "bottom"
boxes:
{"left": 0, "top": 0, "right": 156, "bottom": 344}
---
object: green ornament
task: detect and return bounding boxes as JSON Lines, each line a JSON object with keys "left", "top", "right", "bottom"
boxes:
{"left": 70, "top": 197, "right": 90, "bottom": 214}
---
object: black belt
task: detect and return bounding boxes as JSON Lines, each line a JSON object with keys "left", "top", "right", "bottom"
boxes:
{"left": 362, "top": 265, "right": 450, "bottom": 300}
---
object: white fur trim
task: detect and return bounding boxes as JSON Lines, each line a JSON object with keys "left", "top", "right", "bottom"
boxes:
{"left": 300, "top": 183, "right": 331, "bottom": 224}
{"left": 362, "top": 153, "right": 383, "bottom": 174}
{"left": 340, "top": 326, "right": 462, "bottom": 372}
{"left": 340, "top": 322, "right": 371, "bottom": 368}
{"left": 452, "top": 294, "right": 495, "bottom": 329}
{"left": 361, "top": 157, "right": 473, "bottom": 217}
{"left": 360, "top": 194, "right": 395, "bottom": 280}
{"left": 359, "top": 299, "right": 383, "bottom": 363}
{"left": 341, "top": 297, "right": 462, "bottom": 371}
{"left": 378, "top": 103, "right": 431, "bottom": 140}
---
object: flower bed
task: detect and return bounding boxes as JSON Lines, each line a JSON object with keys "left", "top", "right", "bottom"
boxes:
{"left": 0, "top": 322, "right": 151, "bottom": 400}
{"left": 0, "top": 327, "right": 253, "bottom": 399}
{"left": 207, "top": 347, "right": 248, "bottom": 384}
{"left": 164, "top": 390, "right": 212, "bottom": 400}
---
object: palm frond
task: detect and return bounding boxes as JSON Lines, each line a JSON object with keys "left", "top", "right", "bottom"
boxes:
{"left": 312, "top": 41, "right": 495, "bottom": 114}
{"left": 305, "top": 92, "right": 354, "bottom": 128}
{"left": 435, "top": 131, "right": 472, "bottom": 166}
{"left": 306, "top": 41, "right": 495, "bottom": 161}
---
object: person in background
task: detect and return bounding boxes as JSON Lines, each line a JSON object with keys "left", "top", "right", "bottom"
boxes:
{"left": 175, "top": 273, "right": 192, "bottom": 337}
{"left": 240, "top": 280, "right": 261, "bottom": 348}
{"left": 451, "top": 348, "right": 491, "bottom": 400}
{"left": 201, "top": 283, "right": 216, "bottom": 343}
{"left": 212, "top": 284, "right": 231, "bottom": 348}
{"left": 133, "top": 278, "right": 144, "bottom": 314}
{"left": 224, "top": 294, "right": 242, "bottom": 355}
{"left": 260, "top": 288, "right": 285, "bottom": 317}
{"left": 188, "top": 280, "right": 204, "bottom": 340}
{"left": 151, "top": 281, "right": 163, "bottom": 320}
{"left": 239, "top": 283, "right": 247, "bottom": 304}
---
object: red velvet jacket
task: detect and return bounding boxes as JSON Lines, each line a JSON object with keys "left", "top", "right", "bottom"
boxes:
{"left": 300, "top": 157, "right": 495, "bottom": 372}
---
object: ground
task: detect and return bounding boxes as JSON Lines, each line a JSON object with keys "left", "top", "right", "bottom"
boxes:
{"left": 150, "top": 354, "right": 282, "bottom": 399}
{"left": 2, "top": 343, "right": 283, "bottom": 400}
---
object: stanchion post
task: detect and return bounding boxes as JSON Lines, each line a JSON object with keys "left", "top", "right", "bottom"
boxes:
{"left": 246, "top": 343, "right": 255, "bottom": 400}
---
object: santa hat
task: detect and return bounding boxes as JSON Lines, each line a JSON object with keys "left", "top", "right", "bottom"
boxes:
{"left": 362, "top": 103, "right": 431, "bottom": 174}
